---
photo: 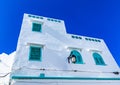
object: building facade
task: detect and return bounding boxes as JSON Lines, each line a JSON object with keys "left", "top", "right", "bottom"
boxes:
{"left": 10, "top": 13, "right": 120, "bottom": 85}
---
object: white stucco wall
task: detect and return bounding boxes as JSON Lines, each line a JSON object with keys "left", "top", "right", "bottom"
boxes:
{"left": 10, "top": 13, "right": 120, "bottom": 85}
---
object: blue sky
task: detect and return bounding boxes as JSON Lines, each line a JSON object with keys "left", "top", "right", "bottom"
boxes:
{"left": 0, "top": 0, "right": 120, "bottom": 66}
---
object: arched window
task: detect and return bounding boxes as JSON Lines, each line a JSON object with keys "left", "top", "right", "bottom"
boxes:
{"left": 93, "top": 52, "right": 106, "bottom": 65}
{"left": 68, "top": 50, "right": 83, "bottom": 64}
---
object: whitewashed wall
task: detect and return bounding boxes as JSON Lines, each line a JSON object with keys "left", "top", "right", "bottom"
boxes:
{"left": 11, "top": 13, "right": 120, "bottom": 85}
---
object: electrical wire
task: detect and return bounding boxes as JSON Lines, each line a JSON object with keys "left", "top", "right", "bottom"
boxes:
{"left": 0, "top": 65, "right": 120, "bottom": 79}
{"left": 0, "top": 59, "right": 11, "bottom": 78}
{"left": 25, "top": 67, "right": 120, "bottom": 75}
{"left": 0, "top": 73, "right": 10, "bottom": 78}
{"left": 0, "top": 66, "right": 25, "bottom": 78}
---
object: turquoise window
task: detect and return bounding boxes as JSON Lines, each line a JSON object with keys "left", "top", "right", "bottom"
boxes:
{"left": 70, "top": 50, "right": 84, "bottom": 64}
{"left": 29, "top": 46, "right": 42, "bottom": 61}
{"left": 93, "top": 53, "right": 105, "bottom": 65}
{"left": 32, "top": 23, "right": 42, "bottom": 32}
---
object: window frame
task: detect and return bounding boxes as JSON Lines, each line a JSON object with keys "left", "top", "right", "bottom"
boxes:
{"left": 69, "top": 50, "right": 84, "bottom": 64}
{"left": 32, "top": 22, "right": 42, "bottom": 32}
{"left": 93, "top": 52, "right": 106, "bottom": 66}
{"left": 29, "top": 45, "right": 42, "bottom": 61}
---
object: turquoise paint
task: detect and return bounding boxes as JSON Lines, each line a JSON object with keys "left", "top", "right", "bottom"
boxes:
{"left": 47, "top": 18, "right": 61, "bottom": 23}
{"left": 32, "top": 16, "right": 35, "bottom": 18}
{"left": 50, "top": 19, "right": 53, "bottom": 21}
{"left": 36, "top": 16, "right": 39, "bottom": 19}
{"left": 97, "top": 40, "right": 101, "bottom": 42}
{"left": 93, "top": 53, "right": 106, "bottom": 66}
{"left": 58, "top": 20, "right": 61, "bottom": 23}
{"left": 11, "top": 76, "right": 120, "bottom": 80}
{"left": 78, "top": 37, "right": 82, "bottom": 39}
{"left": 89, "top": 38, "right": 92, "bottom": 41}
{"left": 95, "top": 39, "right": 98, "bottom": 42}
{"left": 92, "top": 39, "right": 95, "bottom": 41}
{"left": 71, "top": 35, "right": 82, "bottom": 40}
{"left": 40, "top": 73, "right": 45, "bottom": 78}
{"left": 71, "top": 35, "right": 75, "bottom": 38}
{"left": 85, "top": 38, "right": 101, "bottom": 42}
{"left": 47, "top": 18, "right": 51, "bottom": 21}
{"left": 28, "top": 15, "right": 32, "bottom": 17}
{"left": 29, "top": 46, "right": 42, "bottom": 61}
{"left": 40, "top": 17, "right": 43, "bottom": 19}
{"left": 28, "top": 15, "right": 43, "bottom": 19}
{"left": 70, "top": 50, "right": 84, "bottom": 64}
{"left": 32, "top": 23, "right": 42, "bottom": 32}
{"left": 85, "top": 38, "right": 88, "bottom": 40}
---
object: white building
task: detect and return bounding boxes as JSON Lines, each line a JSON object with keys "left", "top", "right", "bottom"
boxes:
{"left": 0, "top": 52, "right": 15, "bottom": 85}
{"left": 10, "top": 13, "right": 120, "bottom": 85}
